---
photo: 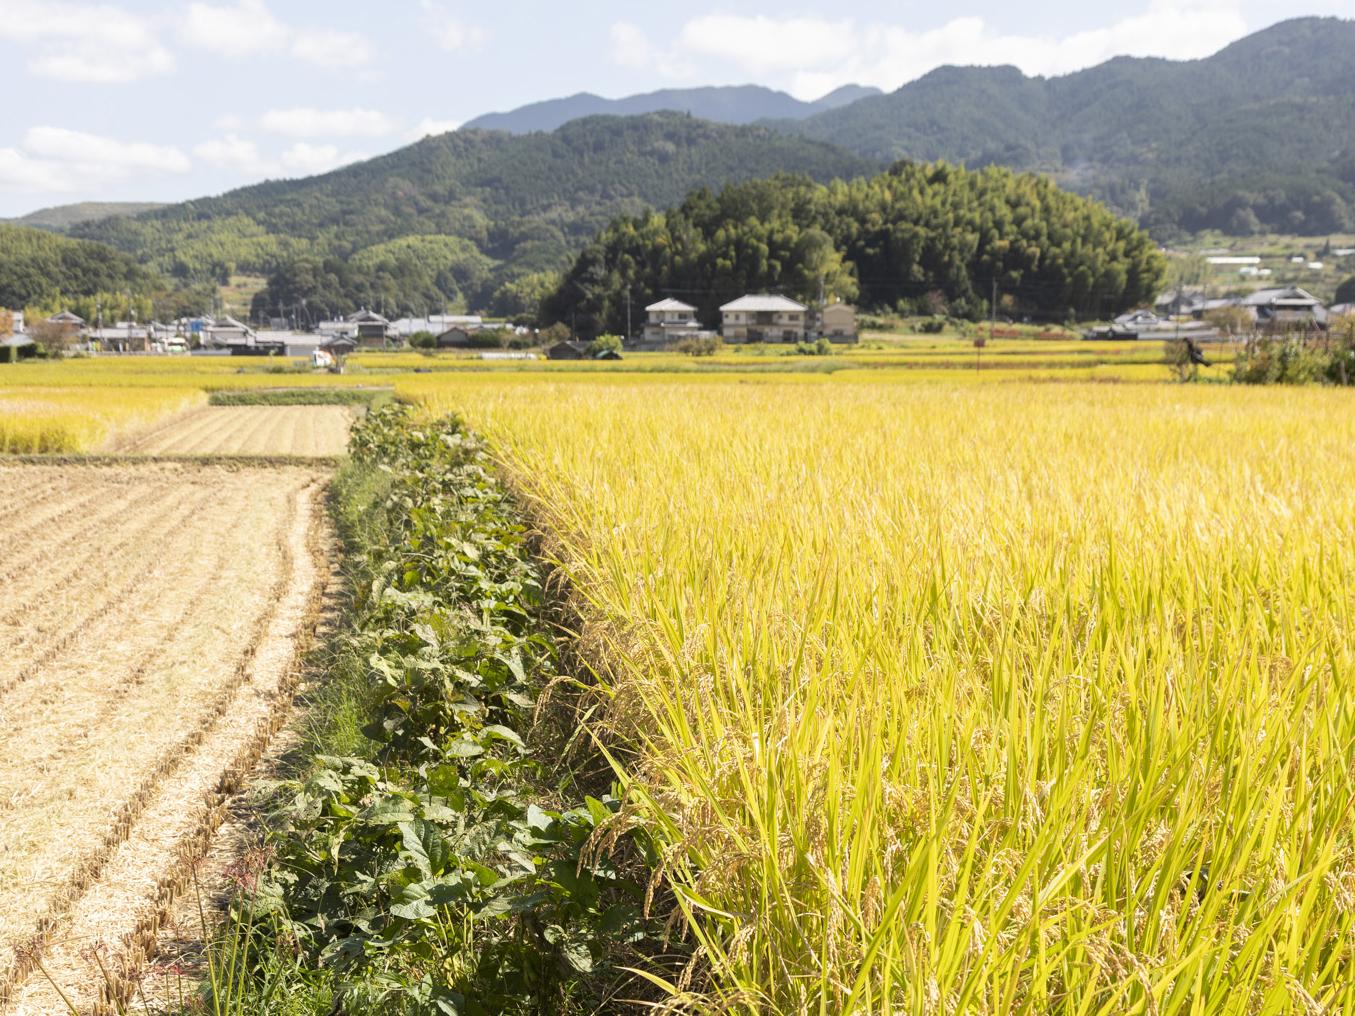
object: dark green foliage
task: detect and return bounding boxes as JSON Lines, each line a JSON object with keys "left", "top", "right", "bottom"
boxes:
{"left": 1335, "top": 276, "right": 1355, "bottom": 305}
{"left": 0, "top": 223, "right": 157, "bottom": 308}
{"left": 206, "top": 388, "right": 390, "bottom": 406}
{"left": 73, "top": 114, "right": 874, "bottom": 314}
{"left": 227, "top": 407, "right": 667, "bottom": 1015}
{"left": 547, "top": 163, "right": 1166, "bottom": 336}
{"left": 779, "top": 17, "right": 1355, "bottom": 236}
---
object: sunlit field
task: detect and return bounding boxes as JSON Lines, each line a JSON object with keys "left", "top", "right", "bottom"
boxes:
{"left": 412, "top": 378, "right": 1355, "bottom": 1014}
{"left": 0, "top": 342, "right": 1227, "bottom": 453}
{"left": 0, "top": 386, "right": 205, "bottom": 452}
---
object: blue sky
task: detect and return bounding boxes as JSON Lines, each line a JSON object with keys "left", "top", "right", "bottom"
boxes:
{"left": 0, "top": 0, "right": 1350, "bottom": 216}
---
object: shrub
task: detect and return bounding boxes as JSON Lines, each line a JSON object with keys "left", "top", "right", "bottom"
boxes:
{"left": 1232, "top": 335, "right": 1331, "bottom": 385}
{"left": 409, "top": 329, "right": 436, "bottom": 350}
{"left": 587, "top": 333, "right": 623, "bottom": 357}
{"left": 676, "top": 336, "right": 723, "bottom": 356}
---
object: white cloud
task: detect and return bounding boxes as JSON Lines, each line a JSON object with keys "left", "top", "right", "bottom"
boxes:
{"left": 609, "top": 20, "right": 694, "bottom": 79}
{"left": 279, "top": 143, "right": 367, "bottom": 176}
{"left": 0, "top": 0, "right": 174, "bottom": 82}
{"left": 180, "top": 0, "right": 288, "bottom": 57}
{"left": 292, "top": 28, "right": 373, "bottom": 66}
{"left": 214, "top": 113, "right": 246, "bottom": 131}
{"left": 25, "top": 127, "right": 190, "bottom": 173}
{"left": 260, "top": 108, "right": 394, "bottom": 139}
{"left": 193, "top": 134, "right": 275, "bottom": 176}
{"left": 621, "top": 1, "right": 1252, "bottom": 99}
{"left": 0, "top": 149, "right": 78, "bottom": 191}
{"left": 410, "top": 118, "right": 462, "bottom": 140}
{"left": 0, "top": 128, "right": 190, "bottom": 194}
{"left": 678, "top": 15, "right": 857, "bottom": 73}
{"left": 421, "top": 1, "right": 486, "bottom": 52}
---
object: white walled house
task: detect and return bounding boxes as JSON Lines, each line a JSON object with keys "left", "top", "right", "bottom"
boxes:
{"left": 642, "top": 299, "right": 701, "bottom": 344}
{"left": 720, "top": 294, "right": 808, "bottom": 342}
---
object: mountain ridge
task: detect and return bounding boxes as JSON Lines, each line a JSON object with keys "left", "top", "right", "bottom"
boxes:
{"left": 463, "top": 83, "right": 882, "bottom": 134}
{"left": 776, "top": 16, "right": 1355, "bottom": 234}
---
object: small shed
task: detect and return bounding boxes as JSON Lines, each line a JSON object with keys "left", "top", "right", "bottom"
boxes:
{"left": 594, "top": 348, "right": 623, "bottom": 361}
{"left": 0, "top": 335, "right": 36, "bottom": 363}
{"left": 546, "top": 340, "right": 588, "bottom": 360}
{"left": 437, "top": 326, "right": 473, "bottom": 348}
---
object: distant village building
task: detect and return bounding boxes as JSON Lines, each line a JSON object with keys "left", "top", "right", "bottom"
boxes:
{"left": 88, "top": 322, "right": 170, "bottom": 353}
{"left": 546, "top": 340, "right": 589, "bottom": 360}
{"left": 720, "top": 294, "right": 808, "bottom": 342}
{"left": 202, "top": 316, "right": 256, "bottom": 350}
{"left": 348, "top": 309, "right": 393, "bottom": 348}
{"left": 816, "top": 302, "right": 858, "bottom": 342}
{"left": 1155, "top": 290, "right": 1207, "bottom": 318}
{"left": 1242, "top": 286, "right": 1328, "bottom": 330}
{"left": 394, "top": 315, "right": 483, "bottom": 339}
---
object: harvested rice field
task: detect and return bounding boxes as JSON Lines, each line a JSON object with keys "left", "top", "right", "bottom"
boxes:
{"left": 118, "top": 405, "right": 355, "bottom": 457}
{"left": 0, "top": 462, "right": 332, "bottom": 1015}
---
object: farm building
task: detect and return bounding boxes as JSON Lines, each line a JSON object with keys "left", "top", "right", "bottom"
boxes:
{"left": 0, "top": 335, "right": 35, "bottom": 362}
{"left": 816, "top": 302, "right": 859, "bottom": 342}
{"left": 720, "top": 294, "right": 808, "bottom": 343}
{"left": 349, "top": 309, "right": 393, "bottom": 348}
{"left": 546, "top": 340, "right": 589, "bottom": 360}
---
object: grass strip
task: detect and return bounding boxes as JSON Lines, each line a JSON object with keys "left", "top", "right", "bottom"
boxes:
{"left": 206, "top": 387, "right": 393, "bottom": 407}
{"left": 190, "top": 404, "right": 670, "bottom": 1016}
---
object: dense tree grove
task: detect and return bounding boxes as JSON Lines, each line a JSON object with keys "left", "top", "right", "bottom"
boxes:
{"left": 0, "top": 224, "right": 157, "bottom": 310}
{"left": 545, "top": 162, "right": 1167, "bottom": 336}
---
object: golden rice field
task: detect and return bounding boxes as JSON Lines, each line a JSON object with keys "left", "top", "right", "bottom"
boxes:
{"left": 0, "top": 387, "right": 205, "bottom": 453}
{"left": 411, "top": 378, "right": 1355, "bottom": 1014}
{"left": 0, "top": 342, "right": 1217, "bottom": 453}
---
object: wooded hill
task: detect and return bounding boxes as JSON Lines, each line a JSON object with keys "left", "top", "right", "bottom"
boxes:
{"left": 0, "top": 223, "right": 158, "bottom": 311}
{"left": 776, "top": 17, "right": 1355, "bottom": 237}
{"left": 8, "top": 202, "right": 166, "bottom": 231}
{"left": 546, "top": 162, "right": 1166, "bottom": 336}
{"left": 73, "top": 115, "right": 874, "bottom": 316}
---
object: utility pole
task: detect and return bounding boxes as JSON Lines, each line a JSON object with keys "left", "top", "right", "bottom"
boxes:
{"left": 626, "top": 291, "right": 632, "bottom": 340}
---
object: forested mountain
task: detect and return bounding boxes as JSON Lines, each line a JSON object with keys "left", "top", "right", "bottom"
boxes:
{"left": 0, "top": 223, "right": 158, "bottom": 310}
{"left": 9, "top": 202, "right": 166, "bottom": 231}
{"left": 74, "top": 114, "right": 874, "bottom": 316}
{"left": 776, "top": 17, "right": 1355, "bottom": 236}
{"left": 465, "top": 84, "right": 880, "bottom": 134}
{"left": 546, "top": 162, "right": 1165, "bottom": 336}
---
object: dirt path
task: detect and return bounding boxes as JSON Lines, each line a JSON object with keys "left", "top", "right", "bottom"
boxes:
{"left": 117, "top": 405, "right": 355, "bottom": 457}
{"left": 0, "top": 463, "right": 334, "bottom": 1015}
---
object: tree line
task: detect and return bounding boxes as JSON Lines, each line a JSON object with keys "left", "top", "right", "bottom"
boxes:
{"left": 543, "top": 161, "right": 1167, "bottom": 337}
